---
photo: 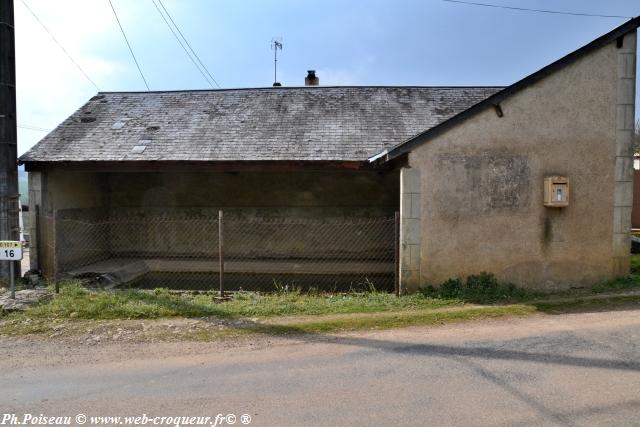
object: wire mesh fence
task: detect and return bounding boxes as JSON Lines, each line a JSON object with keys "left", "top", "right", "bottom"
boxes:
{"left": 37, "top": 212, "right": 398, "bottom": 292}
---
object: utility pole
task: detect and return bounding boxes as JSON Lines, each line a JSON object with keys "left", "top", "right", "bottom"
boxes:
{"left": 0, "top": 0, "right": 20, "bottom": 284}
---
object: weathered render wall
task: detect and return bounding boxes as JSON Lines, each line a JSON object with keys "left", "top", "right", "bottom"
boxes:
{"left": 105, "top": 170, "right": 397, "bottom": 217}
{"left": 406, "top": 32, "right": 636, "bottom": 290}
{"left": 102, "top": 170, "right": 398, "bottom": 260}
{"left": 35, "top": 169, "right": 397, "bottom": 217}
{"left": 28, "top": 170, "right": 107, "bottom": 276}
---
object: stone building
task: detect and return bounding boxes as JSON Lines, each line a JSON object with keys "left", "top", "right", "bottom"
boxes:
{"left": 19, "top": 19, "right": 639, "bottom": 291}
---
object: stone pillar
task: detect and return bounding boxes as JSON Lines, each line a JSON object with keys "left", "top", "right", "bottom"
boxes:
{"left": 612, "top": 30, "right": 637, "bottom": 276}
{"left": 399, "top": 167, "right": 421, "bottom": 292}
{"left": 27, "top": 171, "right": 43, "bottom": 271}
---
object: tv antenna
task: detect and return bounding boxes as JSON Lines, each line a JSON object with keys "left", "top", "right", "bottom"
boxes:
{"left": 271, "top": 37, "right": 283, "bottom": 86}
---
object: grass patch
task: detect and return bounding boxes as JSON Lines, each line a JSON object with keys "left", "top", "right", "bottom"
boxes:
{"left": 3, "top": 295, "right": 640, "bottom": 340}
{"left": 1, "top": 283, "right": 465, "bottom": 322}
{"left": 2, "top": 268, "right": 640, "bottom": 340}
{"left": 532, "top": 294, "right": 640, "bottom": 314}
{"left": 4, "top": 271, "right": 640, "bottom": 324}
{"left": 204, "top": 294, "right": 640, "bottom": 336}
{"left": 217, "top": 290, "right": 461, "bottom": 317}
{"left": 251, "top": 304, "right": 538, "bottom": 334}
{"left": 20, "top": 285, "right": 231, "bottom": 320}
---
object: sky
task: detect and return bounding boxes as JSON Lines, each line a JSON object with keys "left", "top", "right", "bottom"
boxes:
{"left": 13, "top": 0, "right": 640, "bottom": 156}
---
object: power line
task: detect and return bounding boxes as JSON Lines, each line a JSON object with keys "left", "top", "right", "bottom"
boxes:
{"left": 441, "top": 0, "right": 633, "bottom": 19}
{"left": 17, "top": 124, "right": 51, "bottom": 132}
{"left": 19, "top": 0, "right": 101, "bottom": 91}
{"left": 150, "top": 0, "right": 215, "bottom": 88}
{"left": 107, "top": 0, "right": 150, "bottom": 91}
{"left": 156, "top": 0, "right": 221, "bottom": 88}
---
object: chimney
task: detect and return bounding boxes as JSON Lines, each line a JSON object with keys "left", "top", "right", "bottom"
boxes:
{"left": 305, "top": 70, "right": 319, "bottom": 86}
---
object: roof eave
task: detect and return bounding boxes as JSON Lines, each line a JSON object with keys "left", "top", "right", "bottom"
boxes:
{"left": 21, "top": 159, "right": 376, "bottom": 173}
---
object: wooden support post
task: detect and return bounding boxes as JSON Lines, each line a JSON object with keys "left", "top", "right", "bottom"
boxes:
{"left": 0, "top": 0, "right": 20, "bottom": 285}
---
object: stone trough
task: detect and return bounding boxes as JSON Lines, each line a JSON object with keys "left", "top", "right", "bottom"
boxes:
{"left": 63, "top": 257, "right": 395, "bottom": 289}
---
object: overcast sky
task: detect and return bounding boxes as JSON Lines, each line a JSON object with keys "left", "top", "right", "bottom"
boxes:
{"left": 14, "top": 0, "right": 640, "bottom": 156}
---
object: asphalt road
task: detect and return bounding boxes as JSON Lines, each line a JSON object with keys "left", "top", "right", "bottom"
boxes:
{"left": 1, "top": 309, "right": 640, "bottom": 426}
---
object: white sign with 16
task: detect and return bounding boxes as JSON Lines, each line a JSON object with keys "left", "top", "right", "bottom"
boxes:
{"left": 0, "top": 241, "right": 22, "bottom": 261}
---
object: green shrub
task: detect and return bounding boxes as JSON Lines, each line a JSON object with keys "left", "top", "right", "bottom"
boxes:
{"left": 630, "top": 255, "right": 640, "bottom": 275}
{"left": 439, "top": 278, "right": 464, "bottom": 298}
{"left": 421, "top": 272, "right": 527, "bottom": 303}
{"left": 466, "top": 272, "right": 498, "bottom": 293}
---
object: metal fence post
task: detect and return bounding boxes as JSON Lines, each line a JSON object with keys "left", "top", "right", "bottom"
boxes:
{"left": 394, "top": 211, "right": 400, "bottom": 297}
{"left": 9, "top": 260, "right": 15, "bottom": 299}
{"left": 218, "top": 210, "right": 224, "bottom": 297}
{"left": 53, "top": 213, "right": 59, "bottom": 294}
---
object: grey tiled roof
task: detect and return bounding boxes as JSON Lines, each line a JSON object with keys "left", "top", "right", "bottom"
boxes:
{"left": 20, "top": 86, "right": 502, "bottom": 162}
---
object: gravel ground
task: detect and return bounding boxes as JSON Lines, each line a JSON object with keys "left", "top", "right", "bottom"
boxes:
{"left": 1, "top": 309, "right": 639, "bottom": 426}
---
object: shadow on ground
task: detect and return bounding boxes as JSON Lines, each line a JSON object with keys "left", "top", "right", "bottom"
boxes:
{"left": 190, "top": 295, "right": 640, "bottom": 373}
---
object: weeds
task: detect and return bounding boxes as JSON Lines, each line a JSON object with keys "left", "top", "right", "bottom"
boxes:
{"left": 421, "top": 272, "right": 529, "bottom": 303}
{"left": 3, "top": 265, "right": 640, "bottom": 328}
{"left": 630, "top": 256, "right": 640, "bottom": 274}
{"left": 591, "top": 275, "right": 640, "bottom": 293}
{"left": 3, "top": 282, "right": 461, "bottom": 321}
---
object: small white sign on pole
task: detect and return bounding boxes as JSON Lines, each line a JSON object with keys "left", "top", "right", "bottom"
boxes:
{"left": 0, "top": 241, "right": 22, "bottom": 261}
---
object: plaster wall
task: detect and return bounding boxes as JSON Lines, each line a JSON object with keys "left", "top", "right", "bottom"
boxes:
{"left": 406, "top": 33, "right": 636, "bottom": 290}
{"left": 104, "top": 170, "right": 397, "bottom": 217}
{"left": 28, "top": 170, "right": 107, "bottom": 276}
